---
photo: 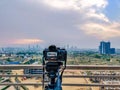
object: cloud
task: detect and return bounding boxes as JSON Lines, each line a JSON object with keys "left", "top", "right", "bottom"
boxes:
{"left": 42, "top": 0, "right": 107, "bottom": 10}
{"left": 12, "top": 39, "right": 44, "bottom": 45}
{"left": 80, "top": 22, "right": 120, "bottom": 39}
{"left": 0, "top": 0, "right": 120, "bottom": 48}
{"left": 42, "top": 0, "right": 120, "bottom": 39}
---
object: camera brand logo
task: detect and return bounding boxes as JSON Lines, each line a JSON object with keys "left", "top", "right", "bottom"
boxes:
{"left": 47, "top": 52, "right": 57, "bottom": 57}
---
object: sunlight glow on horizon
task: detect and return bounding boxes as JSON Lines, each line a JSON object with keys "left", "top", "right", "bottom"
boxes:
{"left": 12, "top": 39, "right": 44, "bottom": 45}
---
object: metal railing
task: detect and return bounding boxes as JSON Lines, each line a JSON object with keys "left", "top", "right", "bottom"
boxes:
{"left": 1, "top": 65, "right": 120, "bottom": 70}
{"left": 0, "top": 65, "right": 120, "bottom": 87}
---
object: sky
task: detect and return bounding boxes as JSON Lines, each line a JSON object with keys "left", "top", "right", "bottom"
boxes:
{"left": 0, "top": 0, "right": 120, "bottom": 48}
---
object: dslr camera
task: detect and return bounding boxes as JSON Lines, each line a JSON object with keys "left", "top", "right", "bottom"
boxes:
{"left": 43, "top": 45, "right": 67, "bottom": 61}
{"left": 42, "top": 45, "right": 67, "bottom": 90}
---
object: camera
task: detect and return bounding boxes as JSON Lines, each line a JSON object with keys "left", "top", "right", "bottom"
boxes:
{"left": 42, "top": 45, "right": 67, "bottom": 90}
{"left": 43, "top": 45, "right": 67, "bottom": 61}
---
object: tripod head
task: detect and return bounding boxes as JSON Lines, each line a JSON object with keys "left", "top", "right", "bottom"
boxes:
{"left": 42, "top": 45, "right": 67, "bottom": 90}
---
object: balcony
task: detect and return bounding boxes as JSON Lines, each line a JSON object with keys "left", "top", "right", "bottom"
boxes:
{"left": 0, "top": 65, "right": 120, "bottom": 90}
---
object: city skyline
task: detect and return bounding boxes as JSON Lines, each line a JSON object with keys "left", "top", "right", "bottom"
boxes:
{"left": 0, "top": 0, "right": 120, "bottom": 48}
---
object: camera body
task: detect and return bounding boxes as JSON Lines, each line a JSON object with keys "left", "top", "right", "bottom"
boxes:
{"left": 43, "top": 45, "right": 67, "bottom": 61}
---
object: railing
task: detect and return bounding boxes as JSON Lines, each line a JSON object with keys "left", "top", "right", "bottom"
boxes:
{"left": 1, "top": 65, "right": 120, "bottom": 70}
{"left": 0, "top": 65, "right": 120, "bottom": 87}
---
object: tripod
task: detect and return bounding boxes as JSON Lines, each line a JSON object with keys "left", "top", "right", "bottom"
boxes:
{"left": 44, "top": 68, "right": 62, "bottom": 90}
{"left": 42, "top": 61, "right": 65, "bottom": 90}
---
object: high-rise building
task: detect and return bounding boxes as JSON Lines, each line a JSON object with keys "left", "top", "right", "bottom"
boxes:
{"left": 99, "top": 41, "right": 115, "bottom": 54}
{"left": 110, "top": 48, "right": 115, "bottom": 54}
